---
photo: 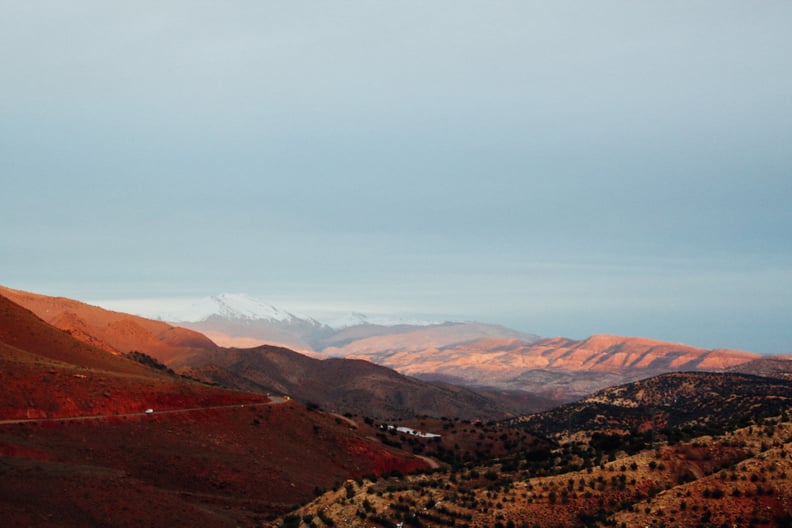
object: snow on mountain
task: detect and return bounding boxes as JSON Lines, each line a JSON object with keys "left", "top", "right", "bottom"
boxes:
{"left": 322, "top": 311, "right": 443, "bottom": 329}
{"left": 165, "top": 293, "right": 443, "bottom": 329}
{"left": 160, "top": 293, "right": 543, "bottom": 362}
{"left": 167, "top": 293, "right": 318, "bottom": 324}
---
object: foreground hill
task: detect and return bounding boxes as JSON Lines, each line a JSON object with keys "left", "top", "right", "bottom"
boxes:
{"left": 284, "top": 416, "right": 792, "bottom": 528}
{"left": 1, "top": 286, "right": 553, "bottom": 419}
{"left": 0, "top": 403, "right": 430, "bottom": 527}
{"left": 278, "top": 372, "right": 792, "bottom": 527}
{"left": 0, "top": 294, "right": 431, "bottom": 526}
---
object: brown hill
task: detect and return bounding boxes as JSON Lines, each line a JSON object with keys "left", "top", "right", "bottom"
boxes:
{"left": 727, "top": 356, "right": 792, "bottom": 380}
{"left": 175, "top": 344, "right": 554, "bottom": 420}
{"left": 0, "top": 403, "right": 428, "bottom": 526}
{"left": 0, "top": 293, "right": 157, "bottom": 377}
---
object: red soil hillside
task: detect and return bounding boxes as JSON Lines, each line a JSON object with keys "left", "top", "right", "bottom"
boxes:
{"left": 0, "top": 404, "right": 427, "bottom": 526}
{"left": 0, "top": 285, "right": 216, "bottom": 364}
{"left": 0, "top": 293, "right": 269, "bottom": 420}
{"left": 0, "top": 293, "right": 429, "bottom": 526}
{"left": 0, "top": 293, "right": 158, "bottom": 377}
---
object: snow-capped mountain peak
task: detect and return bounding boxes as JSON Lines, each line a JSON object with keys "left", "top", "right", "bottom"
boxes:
{"left": 168, "top": 293, "right": 311, "bottom": 323}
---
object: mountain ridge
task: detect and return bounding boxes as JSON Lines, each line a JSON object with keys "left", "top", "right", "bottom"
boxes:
{"left": 331, "top": 333, "right": 759, "bottom": 399}
{"left": 1, "top": 285, "right": 766, "bottom": 400}
{"left": 0, "top": 286, "right": 553, "bottom": 419}
{"left": 125, "top": 291, "right": 760, "bottom": 400}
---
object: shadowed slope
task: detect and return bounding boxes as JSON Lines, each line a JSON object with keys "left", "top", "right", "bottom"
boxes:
{"left": 0, "top": 294, "right": 160, "bottom": 376}
{"left": 177, "top": 344, "right": 553, "bottom": 419}
{"left": 510, "top": 371, "right": 792, "bottom": 438}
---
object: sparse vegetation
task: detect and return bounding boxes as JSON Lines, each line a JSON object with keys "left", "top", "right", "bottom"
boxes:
{"left": 279, "top": 399, "right": 792, "bottom": 527}
{"left": 123, "top": 350, "right": 175, "bottom": 375}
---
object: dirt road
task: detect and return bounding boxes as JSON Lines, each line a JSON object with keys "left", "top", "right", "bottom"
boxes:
{"left": 0, "top": 396, "right": 289, "bottom": 426}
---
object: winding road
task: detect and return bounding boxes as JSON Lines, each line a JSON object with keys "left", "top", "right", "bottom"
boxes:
{"left": 0, "top": 396, "right": 289, "bottom": 426}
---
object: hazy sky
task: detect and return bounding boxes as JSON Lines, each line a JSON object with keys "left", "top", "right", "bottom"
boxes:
{"left": 2, "top": 2, "right": 791, "bottom": 353}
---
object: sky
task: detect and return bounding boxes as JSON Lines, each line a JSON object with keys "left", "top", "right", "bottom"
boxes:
{"left": 2, "top": 1, "right": 791, "bottom": 353}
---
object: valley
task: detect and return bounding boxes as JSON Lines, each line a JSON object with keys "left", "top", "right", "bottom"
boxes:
{"left": 6, "top": 4, "right": 790, "bottom": 527}
{"left": 119, "top": 291, "right": 763, "bottom": 400}
{"left": 1, "top": 286, "right": 791, "bottom": 527}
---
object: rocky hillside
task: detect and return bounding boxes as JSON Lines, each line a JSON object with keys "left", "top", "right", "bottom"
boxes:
{"left": 510, "top": 371, "right": 792, "bottom": 440}
{"left": 282, "top": 417, "right": 792, "bottom": 528}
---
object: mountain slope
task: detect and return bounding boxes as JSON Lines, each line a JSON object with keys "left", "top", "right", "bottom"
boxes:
{"left": 726, "top": 356, "right": 792, "bottom": 380}
{"left": 0, "top": 292, "right": 273, "bottom": 420}
{"left": 2, "top": 286, "right": 552, "bottom": 419}
{"left": 0, "top": 293, "right": 160, "bottom": 378}
{"left": 0, "top": 285, "right": 217, "bottom": 365}
{"left": 0, "top": 295, "right": 429, "bottom": 525}
{"left": 353, "top": 334, "right": 760, "bottom": 399}
{"left": 178, "top": 296, "right": 757, "bottom": 400}
{"left": 176, "top": 344, "right": 552, "bottom": 419}
{"left": 320, "top": 321, "right": 540, "bottom": 352}
{"left": 510, "top": 371, "right": 792, "bottom": 439}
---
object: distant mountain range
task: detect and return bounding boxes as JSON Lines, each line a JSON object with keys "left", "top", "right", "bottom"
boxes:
{"left": 165, "top": 293, "right": 537, "bottom": 355}
{"left": 152, "top": 292, "right": 766, "bottom": 399}
{"left": 3, "top": 286, "right": 783, "bottom": 402}
{"left": 3, "top": 286, "right": 791, "bottom": 528}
